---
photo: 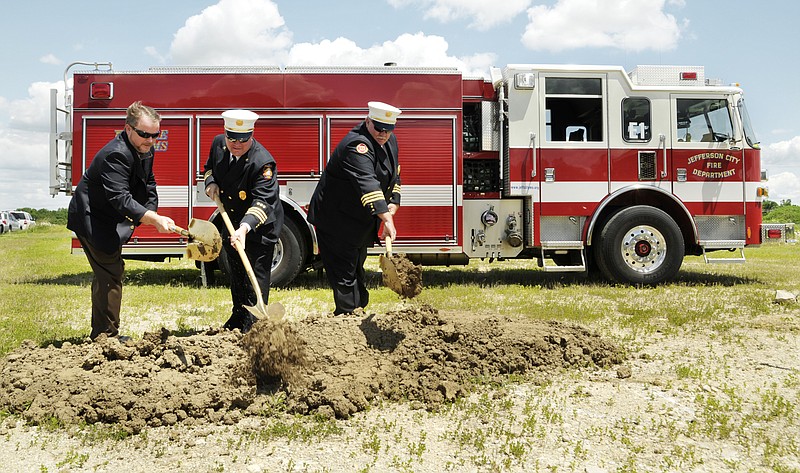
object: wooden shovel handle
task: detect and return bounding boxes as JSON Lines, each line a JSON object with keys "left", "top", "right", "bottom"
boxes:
{"left": 213, "top": 196, "right": 265, "bottom": 306}
{"left": 385, "top": 235, "right": 393, "bottom": 255}
{"left": 169, "top": 225, "right": 190, "bottom": 237}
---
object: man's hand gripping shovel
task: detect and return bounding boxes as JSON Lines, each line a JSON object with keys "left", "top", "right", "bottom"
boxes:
{"left": 213, "top": 196, "right": 284, "bottom": 322}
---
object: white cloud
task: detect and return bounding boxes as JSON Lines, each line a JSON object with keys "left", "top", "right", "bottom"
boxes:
{"left": 166, "top": 0, "right": 494, "bottom": 77}
{"left": 761, "top": 137, "right": 800, "bottom": 203}
{"left": 170, "top": 0, "right": 292, "bottom": 65}
{"left": 765, "top": 172, "right": 800, "bottom": 204}
{"left": 288, "top": 33, "right": 495, "bottom": 78}
{"left": 39, "top": 54, "right": 61, "bottom": 65}
{"left": 388, "top": 0, "right": 532, "bottom": 30}
{"left": 144, "top": 46, "right": 167, "bottom": 64}
{"left": 1, "top": 81, "right": 63, "bottom": 132}
{"left": 522, "top": 0, "right": 685, "bottom": 52}
{"left": 762, "top": 136, "right": 800, "bottom": 166}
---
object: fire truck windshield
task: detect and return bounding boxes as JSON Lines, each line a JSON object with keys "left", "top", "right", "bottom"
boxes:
{"left": 738, "top": 98, "right": 760, "bottom": 149}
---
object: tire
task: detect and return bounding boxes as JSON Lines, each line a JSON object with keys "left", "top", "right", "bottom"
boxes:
{"left": 214, "top": 218, "right": 306, "bottom": 288}
{"left": 270, "top": 218, "right": 305, "bottom": 288}
{"left": 594, "top": 206, "right": 684, "bottom": 285}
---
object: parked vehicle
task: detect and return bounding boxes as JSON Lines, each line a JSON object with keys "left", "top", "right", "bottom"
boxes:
{"left": 10, "top": 211, "right": 35, "bottom": 230}
{"left": 50, "top": 62, "right": 765, "bottom": 286}
{"left": 2, "top": 212, "right": 22, "bottom": 232}
{"left": 0, "top": 211, "right": 10, "bottom": 233}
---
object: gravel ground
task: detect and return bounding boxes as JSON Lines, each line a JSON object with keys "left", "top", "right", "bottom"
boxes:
{"left": 0, "top": 302, "right": 798, "bottom": 472}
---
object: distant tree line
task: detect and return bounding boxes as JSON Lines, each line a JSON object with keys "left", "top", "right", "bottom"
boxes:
{"left": 21, "top": 207, "right": 68, "bottom": 226}
{"left": 762, "top": 200, "right": 799, "bottom": 224}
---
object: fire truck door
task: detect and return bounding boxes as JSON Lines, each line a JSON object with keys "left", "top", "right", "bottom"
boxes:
{"left": 81, "top": 116, "right": 192, "bottom": 241}
{"left": 537, "top": 75, "right": 608, "bottom": 242}
{"left": 670, "top": 96, "right": 745, "bottom": 216}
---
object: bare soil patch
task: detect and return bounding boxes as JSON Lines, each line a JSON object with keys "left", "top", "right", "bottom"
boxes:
{"left": 0, "top": 304, "right": 623, "bottom": 433}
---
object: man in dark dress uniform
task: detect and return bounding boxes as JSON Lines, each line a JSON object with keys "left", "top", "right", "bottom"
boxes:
{"left": 67, "top": 101, "right": 175, "bottom": 340}
{"left": 308, "top": 101, "right": 402, "bottom": 315}
{"left": 203, "top": 109, "right": 284, "bottom": 333}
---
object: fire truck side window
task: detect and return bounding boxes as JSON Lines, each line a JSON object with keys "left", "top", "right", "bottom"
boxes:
{"left": 463, "top": 102, "right": 481, "bottom": 152}
{"left": 622, "top": 97, "right": 651, "bottom": 142}
{"left": 675, "top": 98, "right": 733, "bottom": 143}
{"left": 544, "top": 77, "right": 603, "bottom": 142}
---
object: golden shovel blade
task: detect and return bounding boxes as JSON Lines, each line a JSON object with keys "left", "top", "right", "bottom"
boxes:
{"left": 179, "top": 218, "right": 222, "bottom": 262}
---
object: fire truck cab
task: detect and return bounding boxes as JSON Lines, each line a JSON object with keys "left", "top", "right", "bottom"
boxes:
{"left": 50, "top": 62, "right": 764, "bottom": 286}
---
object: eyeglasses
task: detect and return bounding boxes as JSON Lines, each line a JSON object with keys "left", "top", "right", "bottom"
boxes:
{"left": 369, "top": 119, "right": 393, "bottom": 134}
{"left": 226, "top": 135, "right": 252, "bottom": 143}
{"left": 130, "top": 125, "right": 160, "bottom": 139}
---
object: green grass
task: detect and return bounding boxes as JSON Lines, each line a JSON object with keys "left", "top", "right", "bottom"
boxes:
{"left": 1, "top": 224, "right": 798, "bottom": 356}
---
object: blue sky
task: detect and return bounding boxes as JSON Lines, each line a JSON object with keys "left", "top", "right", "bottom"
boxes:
{"left": 1, "top": 0, "right": 798, "bottom": 210}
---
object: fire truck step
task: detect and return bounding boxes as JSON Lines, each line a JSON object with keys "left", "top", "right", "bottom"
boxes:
{"left": 540, "top": 244, "right": 586, "bottom": 272}
{"left": 700, "top": 241, "right": 746, "bottom": 264}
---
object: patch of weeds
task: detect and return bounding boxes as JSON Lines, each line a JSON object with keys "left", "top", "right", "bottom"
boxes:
{"left": 407, "top": 431, "right": 427, "bottom": 459}
{"left": 56, "top": 448, "right": 89, "bottom": 469}
{"left": 75, "top": 422, "right": 131, "bottom": 445}
{"left": 361, "top": 427, "right": 381, "bottom": 455}
{"left": 675, "top": 363, "right": 704, "bottom": 380}
{"left": 250, "top": 414, "right": 343, "bottom": 444}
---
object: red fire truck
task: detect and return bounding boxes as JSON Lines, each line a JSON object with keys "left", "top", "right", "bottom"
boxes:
{"left": 49, "top": 61, "right": 765, "bottom": 286}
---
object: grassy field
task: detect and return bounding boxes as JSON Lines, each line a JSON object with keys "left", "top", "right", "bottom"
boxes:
{"left": 1, "top": 224, "right": 799, "bottom": 472}
{"left": 1, "top": 224, "right": 797, "bottom": 356}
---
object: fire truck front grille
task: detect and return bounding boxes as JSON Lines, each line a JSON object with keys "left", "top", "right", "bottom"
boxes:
{"left": 638, "top": 151, "right": 657, "bottom": 180}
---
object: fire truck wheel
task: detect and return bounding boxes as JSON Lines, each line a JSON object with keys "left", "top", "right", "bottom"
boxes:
{"left": 270, "top": 218, "right": 304, "bottom": 288}
{"left": 595, "top": 206, "right": 684, "bottom": 285}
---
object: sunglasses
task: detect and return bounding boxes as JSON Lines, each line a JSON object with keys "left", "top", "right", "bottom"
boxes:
{"left": 130, "top": 125, "right": 161, "bottom": 139}
{"left": 226, "top": 135, "right": 252, "bottom": 143}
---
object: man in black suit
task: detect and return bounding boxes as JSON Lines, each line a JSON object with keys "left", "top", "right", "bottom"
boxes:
{"left": 67, "top": 101, "right": 175, "bottom": 340}
{"left": 308, "top": 101, "right": 402, "bottom": 315}
{"left": 203, "top": 109, "right": 284, "bottom": 333}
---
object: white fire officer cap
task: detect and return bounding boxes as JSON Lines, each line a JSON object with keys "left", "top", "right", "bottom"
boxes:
{"left": 222, "top": 109, "right": 259, "bottom": 140}
{"left": 367, "top": 101, "right": 402, "bottom": 131}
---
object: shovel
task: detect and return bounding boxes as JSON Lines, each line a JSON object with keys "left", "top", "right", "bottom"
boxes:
{"left": 379, "top": 236, "right": 406, "bottom": 297}
{"left": 213, "top": 196, "right": 281, "bottom": 321}
{"left": 169, "top": 218, "right": 223, "bottom": 262}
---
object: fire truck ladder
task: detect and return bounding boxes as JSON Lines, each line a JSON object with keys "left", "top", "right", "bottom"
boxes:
{"left": 539, "top": 242, "right": 587, "bottom": 272}
{"left": 699, "top": 240, "right": 746, "bottom": 264}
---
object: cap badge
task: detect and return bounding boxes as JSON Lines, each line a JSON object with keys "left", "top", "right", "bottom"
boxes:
{"left": 239, "top": 190, "right": 247, "bottom": 200}
{"left": 356, "top": 143, "right": 368, "bottom": 154}
{"left": 236, "top": 119, "right": 244, "bottom": 126}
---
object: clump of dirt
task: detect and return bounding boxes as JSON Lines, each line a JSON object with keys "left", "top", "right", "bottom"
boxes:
{"left": 0, "top": 305, "right": 623, "bottom": 431}
{"left": 386, "top": 253, "right": 423, "bottom": 298}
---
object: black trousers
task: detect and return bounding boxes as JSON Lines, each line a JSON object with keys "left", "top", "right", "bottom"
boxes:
{"left": 317, "top": 228, "right": 370, "bottom": 315}
{"left": 77, "top": 236, "right": 124, "bottom": 339}
{"left": 223, "top": 238, "right": 275, "bottom": 330}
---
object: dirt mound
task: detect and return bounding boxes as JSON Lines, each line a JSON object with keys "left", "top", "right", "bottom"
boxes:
{"left": 0, "top": 305, "right": 623, "bottom": 431}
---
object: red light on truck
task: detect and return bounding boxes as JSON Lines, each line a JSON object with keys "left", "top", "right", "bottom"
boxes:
{"left": 767, "top": 229, "right": 783, "bottom": 239}
{"left": 680, "top": 72, "right": 697, "bottom": 81}
{"left": 90, "top": 82, "right": 113, "bottom": 100}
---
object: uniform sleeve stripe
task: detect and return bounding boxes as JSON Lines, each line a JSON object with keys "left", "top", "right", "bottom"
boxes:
{"left": 360, "top": 191, "right": 384, "bottom": 205}
{"left": 245, "top": 207, "right": 268, "bottom": 223}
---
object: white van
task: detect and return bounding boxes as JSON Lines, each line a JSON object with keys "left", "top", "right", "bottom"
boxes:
{"left": 9, "top": 211, "right": 35, "bottom": 230}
